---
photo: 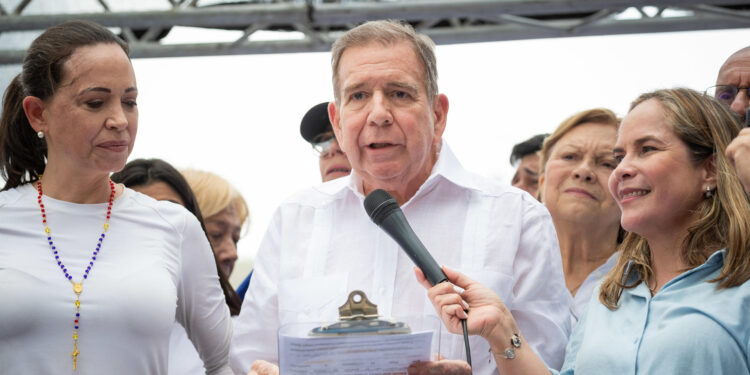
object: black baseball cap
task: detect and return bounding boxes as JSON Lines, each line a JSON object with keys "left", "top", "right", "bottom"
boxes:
{"left": 300, "top": 102, "right": 333, "bottom": 143}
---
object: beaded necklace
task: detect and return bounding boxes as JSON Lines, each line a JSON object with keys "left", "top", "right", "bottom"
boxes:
{"left": 36, "top": 178, "right": 115, "bottom": 371}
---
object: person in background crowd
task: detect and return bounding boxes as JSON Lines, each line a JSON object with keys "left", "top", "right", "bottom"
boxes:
{"left": 0, "top": 20, "right": 232, "bottom": 374}
{"left": 709, "top": 45, "right": 750, "bottom": 122}
{"left": 301, "top": 101, "right": 352, "bottom": 182}
{"left": 537, "top": 109, "right": 622, "bottom": 324}
{"left": 112, "top": 158, "right": 242, "bottom": 375}
{"left": 509, "top": 133, "right": 547, "bottom": 196}
{"left": 181, "top": 169, "right": 249, "bottom": 281}
{"left": 231, "top": 19, "right": 570, "bottom": 375}
{"left": 715, "top": 45, "right": 750, "bottom": 197}
{"left": 412, "top": 88, "right": 750, "bottom": 375}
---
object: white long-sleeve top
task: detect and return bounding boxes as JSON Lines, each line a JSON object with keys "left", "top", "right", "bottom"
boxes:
{"left": 0, "top": 184, "right": 233, "bottom": 375}
{"left": 231, "top": 144, "right": 571, "bottom": 375}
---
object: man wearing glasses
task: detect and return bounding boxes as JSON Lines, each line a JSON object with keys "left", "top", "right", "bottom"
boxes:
{"left": 300, "top": 102, "right": 352, "bottom": 182}
{"left": 714, "top": 46, "right": 750, "bottom": 197}
{"left": 707, "top": 46, "right": 750, "bottom": 122}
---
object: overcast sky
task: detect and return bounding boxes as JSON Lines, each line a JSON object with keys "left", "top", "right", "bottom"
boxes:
{"left": 1, "top": 8, "right": 748, "bottom": 285}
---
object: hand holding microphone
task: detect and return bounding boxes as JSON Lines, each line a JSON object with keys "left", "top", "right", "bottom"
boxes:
{"left": 364, "top": 189, "right": 472, "bottom": 368}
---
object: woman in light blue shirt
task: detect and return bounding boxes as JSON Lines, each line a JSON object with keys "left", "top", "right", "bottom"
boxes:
{"left": 409, "top": 88, "right": 750, "bottom": 375}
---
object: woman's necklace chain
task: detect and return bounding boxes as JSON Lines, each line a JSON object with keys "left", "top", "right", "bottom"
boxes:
{"left": 36, "top": 178, "right": 115, "bottom": 371}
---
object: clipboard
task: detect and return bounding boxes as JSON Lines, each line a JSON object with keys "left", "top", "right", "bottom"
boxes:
{"left": 309, "top": 290, "right": 410, "bottom": 336}
{"left": 277, "top": 290, "right": 442, "bottom": 375}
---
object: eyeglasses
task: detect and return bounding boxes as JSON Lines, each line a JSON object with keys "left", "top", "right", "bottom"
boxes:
{"left": 311, "top": 131, "right": 336, "bottom": 158}
{"left": 705, "top": 85, "right": 750, "bottom": 106}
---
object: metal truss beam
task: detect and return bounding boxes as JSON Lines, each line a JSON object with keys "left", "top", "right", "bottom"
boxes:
{"left": 0, "top": 0, "right": 749, "bottom": 65}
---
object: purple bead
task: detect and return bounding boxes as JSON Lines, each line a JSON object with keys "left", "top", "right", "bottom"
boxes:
{"left": 57, "top": 261, "right": 61, "bottom": 265}
{"left": 83, "top": 275, "right": 88, "bottom": 279}
{"left": 75, "top": 326, "right": 78, "bottom": 329}
{"left": 89, "top": 262, "right": 94, "bottom": 266}
{"left": 52, "top": 246, "right": 55, "bottom": 250}
{"left": 55, "top": 256, "right": 59, "bottom": 259}
{"left": 68, "top": 276, "right": 72, "bottom": 280}
{"left": 53, "top": 250, "right": 58, "bottom": 254}
{"left": 47, "top": 236, "right": 51, "bottom": 240}
{"left": 76, "top": 313, "right": 80, "bottom": 317}
{"left": 48, "top": 241, "right": 53, "bottom": 245}
{"left": 92, "top": 256, "right": 96, "bottom": 260}
{"left": 102, "top": 234, "right": 105, "bottom": 238}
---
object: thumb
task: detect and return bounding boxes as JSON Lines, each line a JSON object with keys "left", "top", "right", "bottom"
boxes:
{"left": 414, "top": 267, "right": 433, "bottom": 290}
{"left": 441, "top": 266, "right": 476, "bottom": 290}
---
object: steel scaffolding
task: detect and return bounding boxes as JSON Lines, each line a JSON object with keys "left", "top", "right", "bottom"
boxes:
{"left": 0, "top": 0, "right": 749, "bottom": 64}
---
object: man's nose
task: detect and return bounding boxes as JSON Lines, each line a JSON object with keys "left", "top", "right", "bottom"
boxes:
{"left": 367, "top": 92, "right": 394, "bottom": 126}
{"left": 730, "top": 90, "right": 750, "bottom": 120}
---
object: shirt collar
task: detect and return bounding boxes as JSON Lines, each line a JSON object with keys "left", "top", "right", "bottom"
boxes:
{"left": 341, "top": 141, "right": 478, "bottom": 205}
{"left": 627, "top": 249, "right": 727, "bottom": 299}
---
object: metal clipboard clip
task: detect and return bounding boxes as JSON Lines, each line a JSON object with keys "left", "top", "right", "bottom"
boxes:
{"left": 309, "top": 290, "right": 411, "bottom": 336}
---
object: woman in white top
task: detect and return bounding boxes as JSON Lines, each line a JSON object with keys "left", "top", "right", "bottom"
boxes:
{"left": 537, "top": 108, "right": 623, "bottom": 323}
{"left": 0, "top": 21, "right": 233, "bottom": 374}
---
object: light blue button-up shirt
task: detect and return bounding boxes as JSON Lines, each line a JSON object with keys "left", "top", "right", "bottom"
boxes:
{"left": 554, "top": 250, "right": 750, "bottom": 374}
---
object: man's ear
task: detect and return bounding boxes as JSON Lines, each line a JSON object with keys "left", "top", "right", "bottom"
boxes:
{"left": 22, "top": 96, "right": 47, "bottom": 134}
{"left": 328, "top": 101, "right": 341, "bottom": 141}
{"left": 432, "top": 94, "right": 449, "bottom": 144}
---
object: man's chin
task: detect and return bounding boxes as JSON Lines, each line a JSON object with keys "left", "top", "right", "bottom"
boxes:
{"left": 324, "top": 171, "right": 350, "bottom": 181}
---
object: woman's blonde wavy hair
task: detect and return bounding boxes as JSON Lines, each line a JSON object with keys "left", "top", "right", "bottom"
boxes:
{"left": 181, "top": 169, "right": 250, "bottom": 233}
{"left": 599, "top": 88, "right": 750, "bottom": 310}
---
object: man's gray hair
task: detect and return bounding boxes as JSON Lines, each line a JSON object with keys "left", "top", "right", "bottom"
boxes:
{"left": 330, "top": 20, "right": 438, "bottom": 103}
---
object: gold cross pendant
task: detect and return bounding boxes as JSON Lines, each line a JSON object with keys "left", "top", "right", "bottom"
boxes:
{"left": 71, "top": 343, "right": 80, "bottom": 370}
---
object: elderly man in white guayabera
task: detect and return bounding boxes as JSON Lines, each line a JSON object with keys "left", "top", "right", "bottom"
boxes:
{"left": 230, "top": 19, "right": 570, "bottom": 375}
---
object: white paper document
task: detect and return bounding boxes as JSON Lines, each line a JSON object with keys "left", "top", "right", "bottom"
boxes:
{"left": 279, "top": 331, "right": 434, "bottom": 374}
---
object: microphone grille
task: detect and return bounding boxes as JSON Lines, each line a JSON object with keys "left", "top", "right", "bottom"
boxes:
{"left": 363, "top": 189, "right": 399, "bottom": 225}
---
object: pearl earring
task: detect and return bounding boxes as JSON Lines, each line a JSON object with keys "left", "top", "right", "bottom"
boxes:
{"left": 705, "top": 186, "right": 713, "bottom": 198}
{"left": 37, "top": 131, "right": 44, "bottom": 139}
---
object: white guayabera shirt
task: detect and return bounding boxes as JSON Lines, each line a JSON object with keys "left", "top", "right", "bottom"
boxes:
{"left": 231, "top": 143, "right": 571, "bottom": 375}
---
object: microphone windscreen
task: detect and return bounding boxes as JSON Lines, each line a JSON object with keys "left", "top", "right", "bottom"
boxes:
{"left": 364, "top": 189, "right": 400, "bottom": 226}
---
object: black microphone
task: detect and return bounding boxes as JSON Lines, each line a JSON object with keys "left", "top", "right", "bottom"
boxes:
{"left": 364, "top": 189, "right": 447, "bottom": 286}
{"left": 364, "top": 188, "right": 472, "bottom": 370}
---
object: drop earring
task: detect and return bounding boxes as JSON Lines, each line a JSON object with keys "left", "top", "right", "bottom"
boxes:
{"left": 705, "top": 186, "right": 713, "bottom": 198}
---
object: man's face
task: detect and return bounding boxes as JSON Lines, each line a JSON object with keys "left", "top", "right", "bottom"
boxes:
{"left": 716, "top": 49, "right": 750, "bottom": 121}
{"left": 329, "top": 41, "right": 448, "bottom": 196}
{"left": 511, "top": 153, "right": 540, "bottom": 196}
{"left": 318, "top": 136, "right": 352, "bottom": 182}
